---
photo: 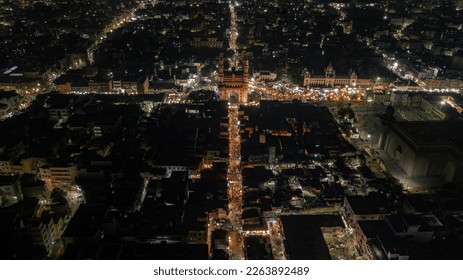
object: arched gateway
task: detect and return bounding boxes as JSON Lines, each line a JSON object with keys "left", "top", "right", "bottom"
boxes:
{"left": 218, "top": 52, "right": 249, "bottom": 104}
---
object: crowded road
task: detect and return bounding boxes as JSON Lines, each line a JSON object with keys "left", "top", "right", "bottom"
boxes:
{"left": 227, "top": 101, "right": 245, "bottom": 259}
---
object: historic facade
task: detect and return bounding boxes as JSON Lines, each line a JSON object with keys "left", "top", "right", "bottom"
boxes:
{"left": 303, "top": 63, "right": 371, "bottom": 88}
{"left": 218, "top": 53, "right": 249, "bottom": 104}
{"left": 379, "top": 109, "right": 463, "bottom": 183}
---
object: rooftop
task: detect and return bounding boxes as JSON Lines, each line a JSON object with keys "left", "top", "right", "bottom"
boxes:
{"left": 345, "top": 193, "right": 390, "bottom": 215}
{"left": 392, "top": 121, "right": 463, "bottom": 151}
{"left": 281, "top": 215, "right": 343, "bottom": 260}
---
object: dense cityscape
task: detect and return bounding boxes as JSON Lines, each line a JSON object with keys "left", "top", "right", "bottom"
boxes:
{"left": 1, "top": 0, "right": 463, "bottom": 260}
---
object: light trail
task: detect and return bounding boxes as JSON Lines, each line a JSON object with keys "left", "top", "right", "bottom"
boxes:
{"left": 87, "top": 1, "right": 152, "bottom": 64}
{"left": 225, "top": 1, "right": 244, "bottom": 260}
{"left": 227, "top": 101, "right": 245, "bottom": 259}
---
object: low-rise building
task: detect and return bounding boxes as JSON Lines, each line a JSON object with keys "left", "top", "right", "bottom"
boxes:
{"left": 342, "top": 193, "right": 390, "bottom": 227}
{"left": 0, "top": 75, "right": 42, "bottom": 94}
{"left": 0, "top": 175, "right": 23, "bottom": 207}
{"left": 425, "top": 78, "right": 462, "bottom": 91}
{"left": 190, "top": 37, "right": 224, "bottom": 49}
{"left": 356, "top": 220, "right": 408, "bottom": 260}
{"left": 254, "top": 70, "right": 277, "bottom": 82}
{"left": 0, "top": 90, "right": 19, "bottom": 119}
{"left": 39, "top": 163, "right": 78, "bottom": 188}
{"left": 88, "top": 78, "right": 112, "bottom": 93}
{"left": 385, "top": 214, "right": 444, "bottom": 243}
{"left": 281, "top": 215, "right": 344, "bottom": 260}
{"left": 20, "top": 174, "right": 47, "bottom": 199}
{"left": 116, "top": 76, "right": 149, "bottom": 94}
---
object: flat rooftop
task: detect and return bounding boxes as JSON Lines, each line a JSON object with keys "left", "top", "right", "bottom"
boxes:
{"left": 392, "top": 121, "right": 463, "bottom": 150}
{"left": 281, "top": 215, "right": 343, "bottom": 260}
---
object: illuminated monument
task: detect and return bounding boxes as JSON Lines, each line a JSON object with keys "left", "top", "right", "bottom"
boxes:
{"left": 218, "top": 52, "right": 249, "bottom": 104}
{"left": 303, "top": 63, "right": 371, "bottom": 88}
{"left": 379, "top": 107, "right": 463, "bottom": 184}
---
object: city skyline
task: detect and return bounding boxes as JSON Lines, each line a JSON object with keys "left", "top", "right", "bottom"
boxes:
{"left": 1, "top": 0, "right": 463, "bottom": 260}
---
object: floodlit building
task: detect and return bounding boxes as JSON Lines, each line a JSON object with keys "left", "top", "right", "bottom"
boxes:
{"left": 303, "top": 63, "right": 371, "bottom": 88}
{"left": 218, "top": 53, "right": 249, "bottom": 104}
{"left": 379, "top": 110, "right": 463, "bottom": 183}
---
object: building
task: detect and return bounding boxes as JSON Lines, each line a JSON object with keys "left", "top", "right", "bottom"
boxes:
{"left": 0, "top": 155, "right": 48, "bottom": 176}
{"left": 190, "top": 37, "right": 224, "bottom": 49}
{"left": 408, "top": 65, "right": 438, "bottom": 80}
{"left": 55, "top": 81, "right": 72, "bottom": 94}
{"left": 342, "top": 193, "right": 390, "bottom": 228}
{"left": 48, "top": 107, "right": 71, "bottom": 122}
{"left": 379, "top": 111, "right": 463, "bottom": 183}
{"left": 280, "top": 215, "right": 344, "bottom": 260}
{"left": 20, "top": 174, "right": 47, "bottom": 199}
{"left": 218, "top": 53, "right": 249, "bottom": 104}
{"left": 303, "top": 63, "right": 371, "bottom": 88}
{"left": 118, "top": 76, "right": 150, "bottom": 94}
{"left": 30, "top": 215, "right": 65, "bottom": 257}
{"left": 354, "top": 213, "right": 445, "bottom": 260}
{"left": 88, "top": 79, "right": 112, "bottom": 92}
{"left": 254, "top": 70, "right": 277, "bottom": 82}
{"left": 0, "top": 157, "right": 13, "bottom": 175}
{"left": 39, "top": 163, "right": 78, "bottom": 188}
{"left": 0, "top": 76, "right": 42, "bottom": 94}
{"left": 385, "top": 214, "right": 444, "bottom": 243}
{"left": 67, "top": 52, "right": 87, "bottom": 69}
{"left": 0, "top": 175, "right": 23, "bottom": 207}
{"left": 355, "top": 220, "right": 408, "bottom": 260}
{"left": 390, "top": 92, "right": 448, "bottom": 120}
{"left": 0, "top": 91, "right": 19, "bottom": 119}
{"left": 425, "top": 78, "right": 462, "bottom": 91}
